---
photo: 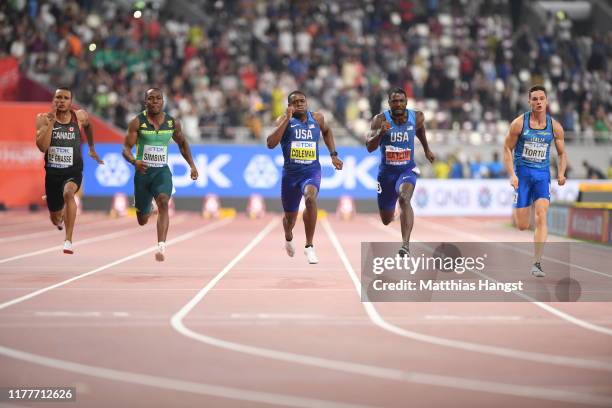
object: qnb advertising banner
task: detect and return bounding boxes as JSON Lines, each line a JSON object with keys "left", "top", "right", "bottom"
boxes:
{"left": 84, "top": 143, "right": 584, "bottom": 216}
{"left": 361, "top": 242, "right": 612, "bottom": 302}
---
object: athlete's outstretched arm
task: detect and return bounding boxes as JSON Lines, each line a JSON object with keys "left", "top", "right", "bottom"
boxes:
{"left": 365, "top": 113, "right": 389, "bottom": 153}
{"left": 314, "top": 112, "right": 342, "bottom": 170}
{"left": 35, "top": 111, "right": 55, "bottom": 152}
{"left": 552, "top": 119, "right": 567, "bottom": 185}
{"left": 122, "top": 117, "right": 147, "bottom": 174}
{"left": 172, "top": 121, "right": 198, "bottom": 180}
{"left": 76, "top": 109, "right": 103, "bottom": 164}
{"left": 415, "top": 111, "right": 435, "bottom": 163}
{"left": 503, "top": 116, "right": 523, "bottom": 189}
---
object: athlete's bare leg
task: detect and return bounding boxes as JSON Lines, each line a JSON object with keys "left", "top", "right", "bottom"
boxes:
{"left": 283, "top": 212, "right": 298, "bottom": 242}
{"left": 533, "top": 198, "right": 549, "bottom": 263}
{"left": 302, "top": 185, "right": 318, "bottom": 247}
{"left": 49, "top": 209, "right": 64, "bottom": 229}
{"left": 397, "top": 182, "right": 415, "bottom": 248}
{"left": 379, "top": 209, "right": 395, "bottom": 225}
{"left": 155, "top": 193, "right": 170, "bottom": 243}
{"left": 514, "top": 207, "right": 531, "bottom": 231}
{"left": 62, "top": 181, "right": 79, "bottom": 242}
{"left": 137, "top": 210, "right": 152, "bottom": 226}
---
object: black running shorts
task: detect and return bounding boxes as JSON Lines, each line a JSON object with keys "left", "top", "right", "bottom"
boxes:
{"left": 44, "top": 170, "right": 83, "bottom": 212}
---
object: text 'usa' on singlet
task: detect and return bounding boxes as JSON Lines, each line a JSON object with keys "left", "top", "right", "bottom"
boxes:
{"left": 378, "top": 109, "right": 416, "bottom": 172}
{"left": 280, "top": 111, "right": 321, "bottom": 174}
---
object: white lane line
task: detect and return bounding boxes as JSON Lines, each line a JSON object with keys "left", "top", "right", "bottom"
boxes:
{"left": 0, "top": 217, "right": 132, "bottom": 244}
{"left": 30, "top": 311, "right": 131, "bottom": 318}
{"left": 424, "top": 315, "right": 522, "bottom": 321}
{"left": 0, "top": 288, "right": 356, "bottom": 292}
{"left": 0, "top": 228, "right": 144, "bottom": 265}
{"left": 423, "top": 217, "right": 612, "bottom": 279}
{"left": 328, "top": 218, "right": 612, "bottom": 372}
{"left": 0, "top": 266, "right": 345, "bottom": 271}
{"left": 0, "top": 213, "right": 102, "bottom": 234}
{"left": 0, "top": 345, "right": 373, "bottom": 408}
{"left": 169, "top": 219, "right": 612, "bottom": 406}
{"left": 171, "top": 219, "right": 279, "bottom": 325}
{"left": 414, "top": 217, "right": 612, "bottom": 336}
{"left": 0, "top": 218, "right": 232, "bottom": 311}
{"left": 0, "top": 215, "right": 186, "bottom": 265}
{"left": 230, "top": 313, "right": 326, "bottom": 320}
{"left": 34, "top": 311, "right": 102, "bottom": 317}
{"left": 0, "top": 218, "right": 361, "bottom": 408}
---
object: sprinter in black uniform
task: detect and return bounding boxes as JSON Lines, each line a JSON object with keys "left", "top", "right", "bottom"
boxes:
{"left": 35, "top": 87, "right": 104, "bottom": 254}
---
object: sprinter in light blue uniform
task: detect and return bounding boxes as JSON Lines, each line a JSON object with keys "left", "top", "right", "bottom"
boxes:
{"left": 513, "top": 111, "right": 554, "bottom": 207}
{"left": 503, "top": 85, "right": 567, "bottom": 277}
{"left": 267, "top": 90, "right": 343, "bottom": 264}
{"left": 367, "top": 88, "right": 435, "bottom": 256}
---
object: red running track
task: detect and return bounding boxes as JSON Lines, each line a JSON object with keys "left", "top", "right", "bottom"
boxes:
{"left": 0, "top": 211, "right": 611, "bottom": 408}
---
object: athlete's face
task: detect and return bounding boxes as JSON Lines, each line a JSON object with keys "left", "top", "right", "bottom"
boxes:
{"left": 529, "top": 90, "right": 547, "bottom": 113}
{"left": 289, "top": 94, "right": 307, "bottom": 115}
{"left": 145, "top": 90, "right": 164, "bottom": 115}
{"left": 389, "top": 93, "right": 407, "bottom": 117}
{"left": 53, "top": 90, "right": 72, "bottom": 112}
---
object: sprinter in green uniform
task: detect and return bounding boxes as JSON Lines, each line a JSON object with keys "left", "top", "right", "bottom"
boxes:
{"left": 123, "top": 88, "right": 198, "bottom": 261}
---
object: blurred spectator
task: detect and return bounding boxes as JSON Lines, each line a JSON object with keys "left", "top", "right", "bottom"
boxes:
{"left": 487, "top": 152, "right": 505, "bottom": 178}
{"left": 469, "top": 155, "right": 490, "bottom": 179}
{"left": 583, "top": 160, "right": 605, "bottom": 179}
{"left": 432, "top": 156, "right": 450, "bottom": 178}
{"left": 448, "top": 154, "right": 465, "bottom": 179}
{"left": 593, "top": 105, "right": 611, "bottom": 143}
{"left": 1, "top": 0, "right": 610, "bottom": 148}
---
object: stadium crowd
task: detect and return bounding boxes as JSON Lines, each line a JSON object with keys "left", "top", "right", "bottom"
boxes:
{"left": 1, "top": 0, "right": 610, "bottom": 178}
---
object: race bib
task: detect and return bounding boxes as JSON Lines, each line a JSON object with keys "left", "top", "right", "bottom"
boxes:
{"left": 290, "top": 141, "right": 316, "bottom": 163}
{"left": 47, "top": 146, "right": 73, "bottom": 168}
{"left": 142, "top": 144, "right": 167, "bottom": 167}
{"left": 522, "top": 141, "right": 547, "bottom": 162}
{"left": 385, "top": 145, "right": 411, "bottom": 165}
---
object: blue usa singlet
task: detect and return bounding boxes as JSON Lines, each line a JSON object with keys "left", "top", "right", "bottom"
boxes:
{"left": 378, "top": 109, "right": 416, "bottom": 172}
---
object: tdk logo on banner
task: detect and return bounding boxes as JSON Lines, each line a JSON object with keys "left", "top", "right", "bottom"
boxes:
{"left": 170, "top": 153, "right": 231, "bottom": 188}
{"left": 243, "top": 155, "right": 279, "bottom": 188}
{"left": 84, "top": 144, "right": 382, "bottom": 198}
{"left": 96, "top": 153, "right": 131, "bottom": 187}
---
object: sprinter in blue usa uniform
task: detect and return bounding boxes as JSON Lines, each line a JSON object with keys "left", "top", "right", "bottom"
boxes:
{"left": 266, "top": 91, "right": 343, "bottom": 264}
{"left": 366, "top": 88, "right": 435, "bottom": 257}
{"left": 503, "top": 85, "right": 567, "bottom": 277}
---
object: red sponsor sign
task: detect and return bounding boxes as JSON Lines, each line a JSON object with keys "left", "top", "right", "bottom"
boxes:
{"left": 609, "top": 211, "right": 612, "bottom": 244}
{"left": 568, "top": 208, "right": 608, "bottom": 242}
{"left": 0, "top": 142, "right": 44, "bottom": 169}
{"left": 0, "top": 102, "right": 123, "bottom": 208}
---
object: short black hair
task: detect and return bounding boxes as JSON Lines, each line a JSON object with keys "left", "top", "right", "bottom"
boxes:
{"left": 288, "top": 90, "right": 306, "bottom": 103}
{"left": 55, "top": 87, "right": 72, "bottom": 98}
{"left": 528, "top": 85, "right": 547, "bottom": 98}
{"left": 145, "top": 87, "right": 163, "bottom": 98}
{"left": 388, "top": 87, "right": 407, "bottom": 99}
